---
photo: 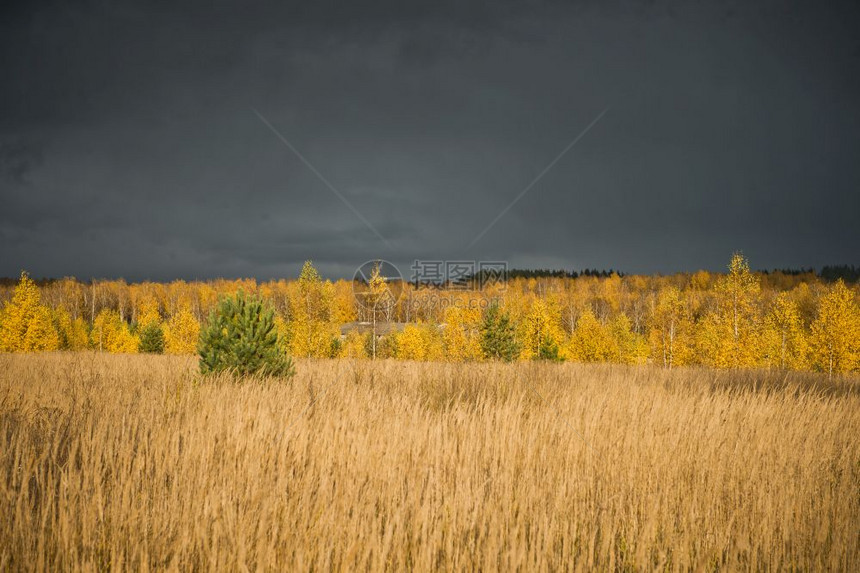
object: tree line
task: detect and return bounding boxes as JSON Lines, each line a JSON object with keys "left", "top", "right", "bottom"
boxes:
{"left": 1, "top": 254, "right": 858, "bottom": 376}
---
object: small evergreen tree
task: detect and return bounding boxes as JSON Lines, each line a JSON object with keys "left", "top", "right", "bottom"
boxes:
{"left": 480, "top": 303, "right": 520, "bottom": 361}
{"left": 138, "top": 322, "right": 165, "bottom": 354}
{"left": 198, "top": 291, "right": 295, "bottom": 378}
{"left": 538, "top": 337, "right": 563, "bottom": 362}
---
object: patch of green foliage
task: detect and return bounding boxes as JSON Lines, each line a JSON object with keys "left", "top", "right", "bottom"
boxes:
{"left": 138, "top": 322, "right": 165, "bottom": 354}
{"left": 198, "top": 291, "right": 295, "bottom": 378}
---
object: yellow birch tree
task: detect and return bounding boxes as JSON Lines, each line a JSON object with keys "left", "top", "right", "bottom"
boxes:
{"left": 290, "top": 261, "right": 338, "bottom": 358}
{"left": 519, "top": 299, "right": 565, "bottom": 361}
{"left": 809, "top": 280, "right": 860, "bottom": 377}
{"left": 608, "top": 313, "right": 648, "bottom": 364}
{"left": 761, "top": 292, "right": 808, "bottom": 370}
{"left": 442, "top": 306, "right": 483, "bottom": 361}
{"left": 53, "top": 306, "right": 90, "bottom": 350}
{"left": 339, "top": 330, "right": 369, "bottom": 359}
{"left": 164, "top": 305, "right": 201, "bottom": 354}
{"left": 649, "top": 285, "right": 693, "bottom": 368}
{"left": 397, "top": 323, "right": 444, "bottom": 361}
{"left": 91, "top": 309, "right": 138, "bottom": 353}
{"left": 698, "top": 253, "right": 761, "bottom": 368}
{"left": 0, "top": 271, "right": 60, "bottom": 352}
{"left": 567, "top": 308, "right": 614, "bottom": 362}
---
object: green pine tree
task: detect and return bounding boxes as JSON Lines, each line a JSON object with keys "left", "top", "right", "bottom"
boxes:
{"left": 538, "top": 337, "right": 563, "bottom": 362}
{"left": 480, "top": 302, "right": 520, "bottom": 362}
{"left": 138, "top": 322, "right": 165, "bottom": 354}
{"left": 198, "top": 291, "right": 295, "bottom": 378}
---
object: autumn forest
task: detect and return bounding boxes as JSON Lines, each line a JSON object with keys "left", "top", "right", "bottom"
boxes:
{"left": 2, "top": 253, "right": 858, "bottom": 376}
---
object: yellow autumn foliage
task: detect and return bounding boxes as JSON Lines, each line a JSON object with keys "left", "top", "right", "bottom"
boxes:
{"left": 809, "top": 280, "right": 860, "bottom": 376}
{"left": 397, "top": 323, "right": 444, "bottom": 361}
{"left": 339, "top": 330, "right": 369, "bottom": 359}
{"left": 289, "top": 261, "right": 338, "bottom": 358}
{"left": 608, "top": 313, "right": 648, "bottom": 364}
{"left": 761, "top": 292, "right": 809, "bottom": 370}
{"left": 567, "top": 308, "right": 614, "bottom": 362}
{"left": 2, "top": 255, "right": 859, "bottom": 373}
{"left": 0, "top": 271, "right": 60, "bottom": 352}
{"left": 91, "top": 310, "right": 138, "bottom": 353}
{"left": 53, "top": 306, "right": 90, "bottom": 351}
{"left": 697, "top": 253, "right": 762, "bottom": 368}
{"left": 136, "top": 297, "right": 162, "bottom": 328}
{"left": 163, "top": 306, "right": 201, "bottom": 355}
{"left": 518, "top": 299, "right": 565, "bottom": 361}
{"left": 442, "top": 307, "right": 483, "bottom": 361}
{"left": 648, "top": 285, "right": 694, "bottom": 368}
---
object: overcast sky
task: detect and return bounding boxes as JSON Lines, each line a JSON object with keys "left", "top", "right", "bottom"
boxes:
{"left": 1, "top": 0, "right": 858, "bottom": 281}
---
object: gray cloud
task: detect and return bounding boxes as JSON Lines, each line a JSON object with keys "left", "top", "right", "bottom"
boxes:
{"left": 0, "top": 137, "right": 43, "bottom": 183}
{"left": 1, "top": 0, "right": 859, "bottom": 280}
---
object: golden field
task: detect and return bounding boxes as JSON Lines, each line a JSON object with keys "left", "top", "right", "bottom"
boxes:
{"left": 1, "top": 353, "right": 858, "bottom": 571}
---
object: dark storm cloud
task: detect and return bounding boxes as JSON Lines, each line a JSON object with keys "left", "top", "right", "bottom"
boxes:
{"left": 0, "top": 138, "right": 43, "bottom": 183}
{"left": 1, "top": 0, "right": 859, "bottom": 280}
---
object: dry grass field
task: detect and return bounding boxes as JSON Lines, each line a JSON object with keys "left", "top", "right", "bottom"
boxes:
{"left": 1, "top": 353, "right": 858, "bottom": 571}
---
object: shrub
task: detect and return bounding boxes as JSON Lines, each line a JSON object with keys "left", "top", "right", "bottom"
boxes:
{"left": 198, "top": 291, "right": 295, "bottom": 378}
{"left": 138, "top": 322, "right": 165, "bottom": 354}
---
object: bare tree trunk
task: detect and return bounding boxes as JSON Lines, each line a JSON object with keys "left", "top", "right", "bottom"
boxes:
{"left": 372, "top": 306, "right": 377, "bottom": 360}
{"left": 91, "top": 281, "right": 97, "bottom": 325}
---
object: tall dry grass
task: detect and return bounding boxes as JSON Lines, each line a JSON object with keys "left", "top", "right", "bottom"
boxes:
{"left": 1, "top": 352, "right": 858, "bottom": 571}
